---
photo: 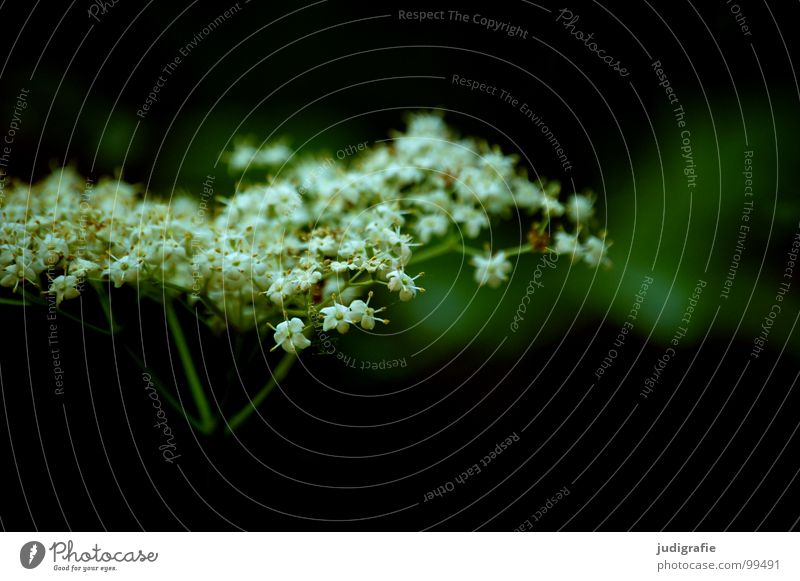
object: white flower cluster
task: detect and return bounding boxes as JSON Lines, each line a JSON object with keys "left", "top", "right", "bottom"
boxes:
{"left": 0, "top": 113, "right": 609, "bottom": 354}
{"left": 225, "top": 139, "right": 293, "bottom": 171}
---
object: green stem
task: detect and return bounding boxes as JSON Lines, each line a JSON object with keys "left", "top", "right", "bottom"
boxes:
{"left": 408, "top": 235, "right": 490, "bottom": 262}
{"left": 502, "top": 243, "right": 533, "bottom": 257}
{"left": 125, "top": 348, "right": 206, "bottom": 432}
{"left": 283, "top": 308, "right": 307, "bottom": 317}
{"left": 165, "top": 299, "right": 217, "bottom": 434}
{"left": 91, "top": 281, "right": 123, "bottom": 333}
{"left": 348, "top": 269, "right": 366, "bottom": 284}
{"left": 225, "top": 351, "right": 296, "bottom": 434}
{"left": 458, "top": 244, "right": 484, "bottom": 257}
{"left": 0, "top": 297, "right": 27, "bottom": 306}
{"left": 408, "top": 237, "right": 457, "bottom": 265}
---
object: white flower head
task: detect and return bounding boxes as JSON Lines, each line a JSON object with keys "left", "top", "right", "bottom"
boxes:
{"left": 38, "top": 234, "right": 69, "bottom": 266}
{"left": 566, "top": 194, "right": 594, "bottom": 224}
{"left": 227, "top": 143, "right": 258, "bottom": 170}
{"left": 319, "top": 301, "right": 353, "bottom": 334}
{"left": 513, "top": 178, "right": 544, "bottom": 212}
{"left": 263, "top": 183, "right": 302, "bottom": 216}
{"left": 554, "top": 231, "right": 583, "bottom": 261}
{"left": 541, "top": 196, "right": 564, "bottom": 218}
{"left": 48, "top": 274, "right": 81, "bottom": 306}
{"left": 415, "top": 214, "right": 449, "bottom": 244}
{"left": 452, "top": 204, "right": 488, "bottom": 238}
{"left": 582, "top": 235, "right": 611, "bottom": 268}
{"left": 227, "top": 140, "right": 293, "bottom": 170}
{"left": 103, "top": 255, "right": 143, "bottom": 288}
{"left": 292, "top": 267, "right": 322, "bottom": 291}
{"left": 387, "top": 269, "right": 424, "bottom": 301}
{"left": 0, "top": 257, "right": 38, "bottom": 290}
{"left": 406, "top": 112, "right": 448, "bottom": 137}
{"left": 348, "top": 291, "right": 388, "bottom": 330}
{"left": 69, "top": 258, "right": 101, "bottom": 279}
{"left": 472, "top": 251, "right": 512, "bottom": 288}
{"left": 272, "top": 317, "right": 310, "bottom": 353}
{"left": 256, "top": 142, "right": 293, "bottom": 167}
{"left": 329, "top": 260, "right": 351, "bottom": 274}
{"left": 0, "top": 114, "right": 609, "bottom": 346}
{"left": 266, "top": 276, "right": 296, "bottom": 305}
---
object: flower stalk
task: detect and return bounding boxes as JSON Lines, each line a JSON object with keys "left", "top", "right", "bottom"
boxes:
{"left": 165, "top": 299, "right": 217, "bottom": 434}
{"left": 225, "top": 351, "right": 296, "bottom": 434}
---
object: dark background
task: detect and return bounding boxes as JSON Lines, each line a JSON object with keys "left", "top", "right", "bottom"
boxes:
{"left": 1, "top": 0, "right": 799, "bottom": 530}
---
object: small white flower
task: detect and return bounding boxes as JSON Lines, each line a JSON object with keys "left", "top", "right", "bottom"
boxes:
{"left": 250, "top": 260, "right": 273, "bottom": 291}
{"left": 554, "top": 232, "right": 583, "bottom": 261}
{"left": 329, "top": 260, "right": 351, "bottom": 273}
{"left": 452, "top": 204, "right": 488, "bottom": 238}
{"left": 337, "top": 239, "right": 366, "bottom": 259}
{"left": 221, "top": 265, "right": 246, "bottom": 290}
{"left": 37, "top": 234, "right": 69, "bottom": 266}
{"left": 103, "top": 255, "right": 143, "bottom": 288}
{"left": 348, "top": 291, "right": 388, "bottom": 330}
{"left": 0, "top": 257, "right": 38, "bottom": 290}
{"left": 415, "top": 214, "right": 449, "bottom": 243}
{"left": 472, "top": 251, "right": 512, "bottom": 288}
{"left": 264, "top": 183, "right": 301, "bottom": 216}
{"left": 266, "top": 276, "right": 296, "bottom": 305}
{"left": 566, "top": 194, "right": 594, "bottom": 224}
{"left": 308, "top": 235, "right": 338, "bottom": 256}
{"left": 256, "top": 142, "right": 293, "bottom": 167}
{"left": 319, "top": 301, "right": 353, "bottom": 334}
{"left": 48, "top": 274, "right": 81, "bottom": 306}
{"left": 582, "top": 235, "right": 611, "bottom": 268}
{"left": 541, "top": 196, "right": 565, "bottom": 217}
{"left": 69, "top": 258, "right": 101, "bottom": 279}
{"left": 272, "top": 317, "right": 310, "bottom": 353}
{"left": 228, "top": 144, "right": 259, "bottom": 170}
{"left": 292, "top": 267, "right": 322, "bottom": 291}
{"left": 406, "top": 112, "right": 448, "bottom": 137}
{"left": 481, "top": 150, "right": 517, "bottom": 177}
{"left": 387, "top": 269, "right": 424, "bottom": 301}
{"left": 513, "top": 179, "right": 544, "bottom": 212}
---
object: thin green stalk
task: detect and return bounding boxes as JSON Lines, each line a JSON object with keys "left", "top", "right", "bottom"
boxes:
{"left": 458, "top": 244, "right": 484, "bottom": 257}
{"left": 90, "top": 281, "right": 123, "bottom": 333}
{"left": 165, "top": 299, "right": 217, "bottom": 434}
{"left": 283, "top": 308, "right": 307, "bottom": 317}
{"left": 502, "top": 243, "right": 533, "bottom": 257}
{"left": 160, "top": 280, "right": 192, "bottom": 295}
{"left": 225, "top": 352, "right": 296, "bottom": 434}
{"left": 0, "top": 297, "right": 27, "bottom": 306}
{"left": 125, "top": 348, "right": 206, "bottom": 432}
{"left": 408, "top": 237, "right": 457, "bottom": 265}
{"left": 407, "top": 235, "right": 487, "bottom": 262}
{"left": 348, "top": 269, "right": 366, "bottom": 284}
